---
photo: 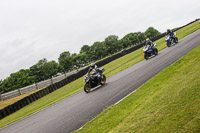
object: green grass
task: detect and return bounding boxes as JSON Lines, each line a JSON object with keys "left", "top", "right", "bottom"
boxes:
{"left": 0, "top": 87, "right": 47, "bottom": 110}
{"left": 0, "top": 21, "right": 199, "bottom": 128}
{"left": 75, "top": 45, "right": 200, "bottom": 133}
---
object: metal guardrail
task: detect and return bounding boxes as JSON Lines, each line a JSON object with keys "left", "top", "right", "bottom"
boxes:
{"left": 0, "top": 69, "right": 82, "bottom": 100}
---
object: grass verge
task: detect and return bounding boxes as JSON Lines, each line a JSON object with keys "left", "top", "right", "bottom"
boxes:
{"left": 0, "top": 21, "right": 199, "bottom": 128}
{"left": 75, "top": 45, "right": 200, "bottom": 133}
{"left": 0, "top": 87, "right": 47, "bottom": 110}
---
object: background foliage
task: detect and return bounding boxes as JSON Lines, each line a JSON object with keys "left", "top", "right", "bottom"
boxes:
{"left": 0, "top": 27, "right": 160, "bottom": 93}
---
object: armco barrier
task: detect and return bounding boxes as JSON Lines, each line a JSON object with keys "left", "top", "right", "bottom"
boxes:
{"left": 0, "top": 20, "right": 198, "bottom": 120}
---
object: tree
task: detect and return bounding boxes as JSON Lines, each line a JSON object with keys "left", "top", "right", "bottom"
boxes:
{"left": 136, "top": 32, "right": 146, "bottom": 43}
{"left": 30, "top": 58, "right": 48, "bottom": 82}
{"left": 0, "top": 69, "right": 35, "bottom": 92}
{"left": 145, "top": 27, "right": 160, "bottom": 38}
{"left": 0, "top": 79, "right": 3, "bottom": 93}
{"left": 71, "top": 52, "right": 88, "bottom": 69}
{"left": 120, "top": 37, "right": 132, "bottom": 48}
{"left": 42, "top": 61, "right": 60, "bottom": 79}
{"left": 90, "top": 41, "right": 107, "bottom": 60}
{"left": 80, "top": 45, "right": 90, "bottom": 54}
{"left": 121, "top": 33, "right": 139, "bottom": 48}
{"left": 105, "top": 35, "right": 122, "bottom": 55}
{"left": 58, "top": 51, "right": 73, "bottom": 72}
{"left": 0, "top": 58, "right": 61, "bottom": 93}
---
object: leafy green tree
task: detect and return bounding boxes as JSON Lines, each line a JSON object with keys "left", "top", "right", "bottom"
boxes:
{"left": 80, "top": 45, "right": 90, "bottom": 54}
{"left": 71, "top": 53, "right": 78, "bottom": 69}
{"left": 90, "top": 41, "right": 107, "bottom": 60}
{"left": 71, "top": 52, "right": 88, "bottom": 69}
{"left": 58, "top": 51, "right": 73, "bottom": 72}
{"left": 145, "top": 27, "right": 160, "bottom": 38}
{"left": 80, "top": 45, "right": 94, "bottom": 62}
{"left": 30, "top": 58, "right": 48, "bottom": 82}
{"left": 42, "top": 61, "right": 60, "bottom": 79}
{"left": 1, "top": 59, "right": 61, "bottom": 93}
{"left": 105, "top": 35, "right": 122, "bottom": 54}
{"left": 0, "top": 79, "right": 3, "bottom": 93}
{"left": 136, "top": 32, "right": 146, "bottom": 43}
{"left": 120, "top": 37, "right": 131, "bottom": 48}
{"left": 121, "top": 33, "right": 139, "bottom": 48}
{"left": 0, "top": 69, "right": 35, "bottom": 92}
{"left": 0, "top": 78, "right": 11, "bottom": 92}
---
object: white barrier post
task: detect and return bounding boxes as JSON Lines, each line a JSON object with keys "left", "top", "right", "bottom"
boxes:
{"left": 50, "top": 78, "right": 53, "bottom": 85}
{"left": 18, "top": 88, "right": 22, "bottom": 95}
{"left": 64, "top": 72, "right": 67, "bottom": 78}
{"left": 35, "top": 83, "right": 39, "bottom": 89}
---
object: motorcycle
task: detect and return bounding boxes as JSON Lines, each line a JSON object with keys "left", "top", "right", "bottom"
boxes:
{"left": 83, "top": 68, "right": 106, "bottom": 93}
{"left": 143, "top": 43, "right": 158, "bottom": 60}
{"left": 165, "top": 33, "right": 178, "bottom": 47}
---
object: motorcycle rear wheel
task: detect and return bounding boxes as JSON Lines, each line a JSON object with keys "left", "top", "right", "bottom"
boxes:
{"left": 84, "top": 83, "right": 91, "bottom": 93}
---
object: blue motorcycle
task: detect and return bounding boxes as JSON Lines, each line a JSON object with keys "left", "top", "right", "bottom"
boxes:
{"left": 143, "top": 43, "right": 158, "bottom": 60}
{"left": 165, "top": 33, "right": 178, "bottom": 47}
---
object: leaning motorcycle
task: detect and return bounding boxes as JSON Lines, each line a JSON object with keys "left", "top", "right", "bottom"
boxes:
{"left": 165, "top": 33, "right": 178, "bottom": 47}
{"left": 83, "top": 68, "right": 106, "bottom": 93}
{"left": 143, "top": 43, "right": 158, "bottom": 60}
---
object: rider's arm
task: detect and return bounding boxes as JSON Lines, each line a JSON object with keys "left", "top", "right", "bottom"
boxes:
{"left": 88, "top": 67, "right": 92, "bottom": 74}
{"left": 95, "top": 65, "right": 102, "bottom": 73}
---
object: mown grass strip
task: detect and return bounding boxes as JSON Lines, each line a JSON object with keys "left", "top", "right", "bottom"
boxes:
{"left": 0, "top": 87, "right": 47, "bottom": 110}
{"left": 0, "top": 21, "right": 199, "bottom": 128}
{"left": 75, "top": 45, "right": 200, "bottom": 133}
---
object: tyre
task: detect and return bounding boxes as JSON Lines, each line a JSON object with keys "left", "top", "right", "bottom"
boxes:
{"left": 154, "top": 48, "right": 158, "bottom": 55}
{"left": 100, "top": 75, "right": 106, "bottom": 85}
{"left": 167, "top": 43, "right": 171, "bottom": 47}
{"left": 144, "top": 53, "right": 149, "bottom": 60}
{"left": 175, "top": 37, "right": 178, "bottom": 43}
{"left": 84, "top": 83, "right": 91, "bottom": 93}
{"left": 171, "top": 39, "right": 175, "bottom": 45}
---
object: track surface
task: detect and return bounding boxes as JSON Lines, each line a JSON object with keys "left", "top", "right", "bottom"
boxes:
{"left": 1, "top": 30, "right": 200, "bottom": 133}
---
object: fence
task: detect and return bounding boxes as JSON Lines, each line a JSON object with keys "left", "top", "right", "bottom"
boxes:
{"left": 0, "top": 70, "right": 78, "bottom": 100}
{"left": 0, "top": 19, "right": 198, "bottom": 120}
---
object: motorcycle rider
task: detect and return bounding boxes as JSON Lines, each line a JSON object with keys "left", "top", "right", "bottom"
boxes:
{"left": 145, "top": 38, "right": 154, "bottom": 51}
{"left": 88, "top": 63, "right": 102, "bottom": 84}
{"left": 166, "top": 29, "right": 175, "bottom": 39}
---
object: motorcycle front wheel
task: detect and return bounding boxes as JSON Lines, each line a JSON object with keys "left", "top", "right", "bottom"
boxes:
{"left": 100, "top": 75, "right": 106, "bottom": 85}
{"left": 144, "top": 53, "right": 149, "bottom": 60}
{"left": 84, "top": 83, "right": 91, "bottom": 93}
{"left": 154, "top": 48, "right": 158, "bottom": 55}
{"left": 167, "top": 43, "right": 171, "bottom": 47}
{"left": 175, "top": 37, "right": 178, "bottom": 43}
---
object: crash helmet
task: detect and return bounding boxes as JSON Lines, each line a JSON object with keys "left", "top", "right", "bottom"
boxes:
{"left": 90, "top": 63, "right": 95, "bottom": 68}
{"left": 146, "top": 38, "right": 150, "bottom": 42}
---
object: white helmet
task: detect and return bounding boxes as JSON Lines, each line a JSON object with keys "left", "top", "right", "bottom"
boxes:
{"left": 90, "top": 63, "right": 95, "bottom": 68}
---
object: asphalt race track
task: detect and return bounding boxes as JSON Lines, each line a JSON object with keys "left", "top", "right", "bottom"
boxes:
{"left": 1, "top": 30, "right": 200, "bottom": 133}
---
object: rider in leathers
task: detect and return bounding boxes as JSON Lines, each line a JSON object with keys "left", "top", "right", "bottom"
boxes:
{"left": 166, "top": 29, "right": 175, "bottom": 40}
{"left": 145, "top": 38, "right": 154, "bottom": 51}
{"left": 88, "top": 63, "right": 102, "bottom": 84}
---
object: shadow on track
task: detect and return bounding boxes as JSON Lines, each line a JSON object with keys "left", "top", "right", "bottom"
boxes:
{"left": 87, "top": 83, "right": 108, "bottom": 93}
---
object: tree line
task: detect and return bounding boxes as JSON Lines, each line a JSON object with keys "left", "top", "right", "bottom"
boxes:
{"left": 0, "top": 27, "right": 160, "bottom": 93}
